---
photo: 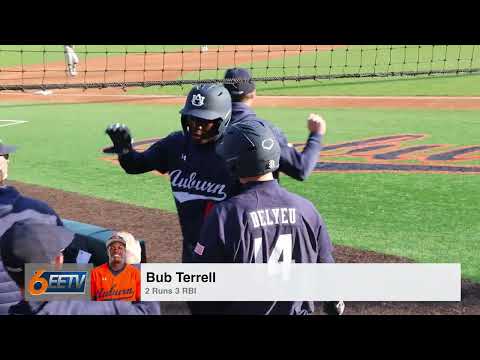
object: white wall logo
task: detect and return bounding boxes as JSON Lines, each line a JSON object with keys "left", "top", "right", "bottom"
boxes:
{"left": 0, "top": 120, "right": 28, "bottom": 128}
{"left": 191, "top": 94, "right": 205, "bottom": 107}
{"left": 262, "top": 138, "right": 275, "bottom": 150}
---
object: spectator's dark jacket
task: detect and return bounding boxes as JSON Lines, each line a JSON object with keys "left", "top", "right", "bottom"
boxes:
{"left": 9, "top": 300, "right": 161, "bottom": 315}
{"left": 0, "top": 186, "right": 62, "bottom": 315}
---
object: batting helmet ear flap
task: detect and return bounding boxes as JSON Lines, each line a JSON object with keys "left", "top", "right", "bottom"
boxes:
{"left": 181, "top": 114, "right": 189, "bottom": 135}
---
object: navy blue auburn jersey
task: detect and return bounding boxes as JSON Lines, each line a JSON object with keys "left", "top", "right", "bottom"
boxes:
{"left": 230, "top": 102, "right": 323, "bottom": 181}
{"left": 192, "top": 180, "right": 334, "bottom": 315}
{"left": 118, "top": 131, "right": 240, "bottom": 262}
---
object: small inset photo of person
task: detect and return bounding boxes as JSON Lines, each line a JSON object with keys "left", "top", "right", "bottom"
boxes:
{"left": 90, "top": 232, "right": 141, "bottom": 302}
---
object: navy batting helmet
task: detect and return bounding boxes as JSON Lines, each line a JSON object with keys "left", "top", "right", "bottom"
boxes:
{"left": 216, "top": 120, "right": 280, "bottom": 178}
{"left": 180, "top": 84, "right": 232, "bottom": 141}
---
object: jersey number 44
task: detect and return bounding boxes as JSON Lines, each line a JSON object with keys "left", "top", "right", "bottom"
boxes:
{"left": 254, "top": 234, "right": 293, "bottom": 264}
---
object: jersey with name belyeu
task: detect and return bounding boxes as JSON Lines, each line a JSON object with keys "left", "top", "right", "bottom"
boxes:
{"left": 194, "top": 180, "right": 334, "bottom": 265}
{"left": 193, "top": 180, "right": 334, "bottom": 315}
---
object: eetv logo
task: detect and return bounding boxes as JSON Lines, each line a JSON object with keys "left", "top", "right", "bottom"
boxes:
{"left": 28, "top": 269, "right": 87, "bottom": 295}
{"left": 25, "top": 263, "right": 92, "bottom": 300}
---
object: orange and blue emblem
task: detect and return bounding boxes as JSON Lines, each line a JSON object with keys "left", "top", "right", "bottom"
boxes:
{"left": 28, "top": 269, "right": 87, "bottom": 296}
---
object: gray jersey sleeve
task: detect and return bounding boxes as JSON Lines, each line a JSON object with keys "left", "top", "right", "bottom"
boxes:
{"left": 316, "top": 214, "right": 335, "bottom": 263}
{"left": 272, "top": 126, "right": 323, "bottom": 181}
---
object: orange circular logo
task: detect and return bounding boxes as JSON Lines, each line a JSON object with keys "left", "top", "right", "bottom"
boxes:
{"left": 28, "top": 270, "right": 48, "bottom": 296}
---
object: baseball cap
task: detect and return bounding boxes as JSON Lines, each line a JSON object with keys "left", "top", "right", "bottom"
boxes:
{"left": 0, "top": 141, "right": 17, "bottom": 155}
{"left": 223, "top": 68, "right": 256, "bottom": 98}
{"left": 115, "top": 231, "right": 141, "bottom": 264}
{"left": 0, "top": 222, "right": 75, "bottom": 275}
{"left": 106, "top": 232, "right": 127, "bottom": 248}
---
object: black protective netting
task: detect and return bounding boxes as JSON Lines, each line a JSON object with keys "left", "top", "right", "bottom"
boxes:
{"left": 0, "top": 45, "right": 478, "bottom": 91}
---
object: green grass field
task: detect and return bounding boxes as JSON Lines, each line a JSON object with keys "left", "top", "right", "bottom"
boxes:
{"left": 130, "top": 73, "right": 480, "bottom": 96}
{"left": 1, "top": 102, "right": 479, "bottom": 281}
{"left": 129, "top": 45, "right": 480, "bottom": 96}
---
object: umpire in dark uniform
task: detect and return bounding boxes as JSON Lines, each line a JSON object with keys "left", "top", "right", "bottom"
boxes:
{"left": 223, "top": 67, "right": 326, "bottom": 182}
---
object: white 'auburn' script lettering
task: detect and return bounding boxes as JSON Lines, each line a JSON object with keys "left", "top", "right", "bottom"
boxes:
{"left": 169, "top": 169, "right": 227, "bottom": 200}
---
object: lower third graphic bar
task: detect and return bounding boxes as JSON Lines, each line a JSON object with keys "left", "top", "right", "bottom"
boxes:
{"left": 141, "top": 263, "right": 461, "bottom": 302}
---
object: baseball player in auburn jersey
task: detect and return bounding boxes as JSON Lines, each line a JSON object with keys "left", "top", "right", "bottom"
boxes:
{"left": 224, "top": 68, "right": 325, "bottom": 182}
{"left": 105, "top": 84, "right": 237, "bottom": 264}
{"left": 90, "top": 233, "right": 141, "bottom": 302}
{"left": 193, "top": 120, "right": 345, "bottom": 315}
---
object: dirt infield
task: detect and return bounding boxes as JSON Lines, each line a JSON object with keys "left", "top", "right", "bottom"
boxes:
{"left": 10, "top": 180, "right": 479, "bottom": 315}
{"left": 0, "top": 45, "right": 332, "bottom": 87}
{"left": 1, "top": 43, "right": 479, "bottom": 110}
{"left": 2, "top": 92, "right": 480, "bottom": 109}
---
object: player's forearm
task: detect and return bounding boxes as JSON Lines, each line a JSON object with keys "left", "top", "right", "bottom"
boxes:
{"left": 118, "top": 151, "right": 156, "bottom": 174}
{"left": 279, "top": 133, "right": 322, "bottom": 181}
{"left": 300, "top": 132, "right": 323, "bottom": 177}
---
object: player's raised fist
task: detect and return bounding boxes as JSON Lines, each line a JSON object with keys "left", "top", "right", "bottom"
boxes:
{"left": 307, "top": 113, "right": 326, "bottom": 135}
{"left": 105, "top": 123, "right": 133, "bottom": 155}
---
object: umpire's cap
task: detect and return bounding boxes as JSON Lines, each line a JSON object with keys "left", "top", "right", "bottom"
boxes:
{"left": 180, "top": 84, "right": 232, "bottom": 141}
{"left": 223, "top": 68, "right": 256, "bottom": 100}
{"left": 216, "top": 119, "right": 280, "bottom": 178}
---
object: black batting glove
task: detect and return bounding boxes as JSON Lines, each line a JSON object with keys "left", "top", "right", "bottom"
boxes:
{"left": 105, "top": 123, "right": 133, "bottom": 155}
{"left": 323, "top": 301, "right": 345, "bottom": 315}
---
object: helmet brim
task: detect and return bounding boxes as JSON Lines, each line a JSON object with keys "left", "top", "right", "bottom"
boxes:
{"left": 179, "top": 108, "right": 223, "bottom": 121}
